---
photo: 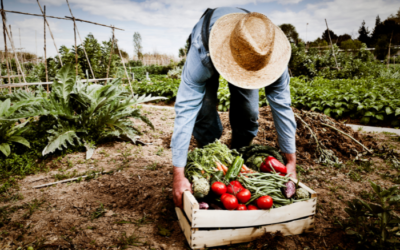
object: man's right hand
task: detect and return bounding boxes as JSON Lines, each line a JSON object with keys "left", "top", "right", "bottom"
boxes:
{"left": 173, "top": 166, "right": 192, "bottom": 209}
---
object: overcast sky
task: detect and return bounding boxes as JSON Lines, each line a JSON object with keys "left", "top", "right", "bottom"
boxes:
{"left": 2, "top": 0, "right": 399, "bottom": 59}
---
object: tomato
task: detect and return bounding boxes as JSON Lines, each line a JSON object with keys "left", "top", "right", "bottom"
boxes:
{"left": 211, "top": 182, "right": 227, "bottom": 196}
{"left": 230, "top": 180, "right": 243, "bottom": 188}
{"left": 222, "top": 194, "right": 239, "bottom": 210}
{"left": 257, "top": 196, "right": 273, "bottom": 210}
{"left": 247, "top": 204, "right": 258, "bottom": 210}
{"left": 226, "top": 184, "right": 242, "bottom": 195}
{"left": 237, "top": 204, "right": 247, "bottom": 210}
{"left": 220, "top": 193, "right": 231, "bottom": 202}
{"left": 236, "top": 189, "right": 251, "bottom": 204}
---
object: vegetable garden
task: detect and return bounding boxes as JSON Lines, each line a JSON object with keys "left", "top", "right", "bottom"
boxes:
{"left": 1, "top": 13, "right": 400, "bottom": 248}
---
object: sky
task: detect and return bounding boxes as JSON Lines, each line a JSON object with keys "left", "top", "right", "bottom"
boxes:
{"left": 2, "top": 0, "right": 399, "bottom": 59}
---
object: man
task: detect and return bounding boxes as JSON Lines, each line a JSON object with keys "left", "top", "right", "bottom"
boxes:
{"left": 170, "top": 7, "right": 297, "bottom": 208}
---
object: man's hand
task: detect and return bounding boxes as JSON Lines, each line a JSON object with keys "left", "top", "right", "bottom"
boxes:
{"left": 173, "top": 167, "right": 192, "bottom": 209}
{"left": 284, "top": 153, "right": 297, "bottom": 180}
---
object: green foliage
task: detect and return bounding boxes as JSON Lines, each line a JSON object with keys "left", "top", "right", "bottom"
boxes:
{"left": 289, "top": 43, "right": 381, "bottom": 79}
{"left": 343, "top": 181, "right": 400, "bottom": 249}
{"left": 132, "top": 75, "right": 179, "bottom": 102}
{"left": 290, "top": 77, "right": 400, "bottom": 126}
{"left": 0, "top": 99, "right": 31, "bottom": 156}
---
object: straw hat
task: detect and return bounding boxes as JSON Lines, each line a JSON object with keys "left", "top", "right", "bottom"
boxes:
{"left": 209, "top": 12, "right": 291, "bottom": 89}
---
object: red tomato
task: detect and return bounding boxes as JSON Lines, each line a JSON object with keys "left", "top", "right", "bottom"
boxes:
{"left": 222, "top": 194, "right": 239, "bottom": 210}
{"left": 220, "top": 193, "right": 230, "bottom": 202}
{"left": 230, "top": 180, "right": 243, "bottom": 188}
{"left": 211, "top": 182, "right": 227, "bottom": 196}
{"left": 226, "top": 184, "right": 242, "bottom": 195}
{"left": 257, "top": 196, "right": 273, "bottom": 210}
{"left": 236, "top": 189, "right": 251, "bottom": 204}
{"left": 247, "top": 205, "right": 258, "bottom": 210}
{"left": 237, "top": 204, "right": 247, "bottom": 210}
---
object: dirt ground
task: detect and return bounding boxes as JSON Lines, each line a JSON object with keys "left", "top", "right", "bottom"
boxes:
{"left": 1, "top": 106, "right": 400, "bottom": 249}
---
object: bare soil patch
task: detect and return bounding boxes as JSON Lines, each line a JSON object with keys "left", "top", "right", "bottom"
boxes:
{"left": 1, "top": 106, "right": 399, "bottom": 249}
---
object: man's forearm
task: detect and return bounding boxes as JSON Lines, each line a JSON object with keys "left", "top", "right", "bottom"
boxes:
{"left": 284, "top": 153, "right": 297, "bottom": 179}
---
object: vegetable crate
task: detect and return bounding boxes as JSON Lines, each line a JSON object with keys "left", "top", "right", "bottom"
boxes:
{"left": 176, "top": 179, "right": 317, "bottom": 249}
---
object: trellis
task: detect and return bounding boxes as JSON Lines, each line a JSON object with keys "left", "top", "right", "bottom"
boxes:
{"left": 0, "top": 0, "right": 133, "bottom": 95}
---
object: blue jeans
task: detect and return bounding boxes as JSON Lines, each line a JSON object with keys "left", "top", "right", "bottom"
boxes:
{"left": 170, "top": 11, "right": 296, "bottom": 168}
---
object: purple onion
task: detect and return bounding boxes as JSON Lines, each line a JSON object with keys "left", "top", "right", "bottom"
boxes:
{"left": 282, "top": 181, "right": 296, "bottom": 199}
{"left": 209, "top": 203, "right": 223, "bottom": 210}
{"left": 199, "top": 202, "right": 209, "bottom": 210}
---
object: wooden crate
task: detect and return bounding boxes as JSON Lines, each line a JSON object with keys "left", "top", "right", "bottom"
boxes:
{"left": 176, "top": 179, "right": 317, "bottom": 249}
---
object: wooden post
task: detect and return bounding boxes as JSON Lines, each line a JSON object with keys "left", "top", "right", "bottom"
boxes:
{"left": 1, "top": 0, "right": 11, "bottom": 93}
{"left": 106, "top": 27, "right": 115, "bottom": 81}
{"left": 8, "top": 25, "right": 21, "bottom": 84}
{"left": 73, "top": 17, "right": 78, "bottom": 76}
{"left": 35, "top": 30, "right": 38, "bottom": 64}
{"left": 4, "top": 24, "right": 27, "bottom": 85}
{"left": 387, "top": 32, "right": 393, "bottom": 69}
{"left": 44, "top": 5, "right": 49, "bottom": 92}
{"left": 325, "top": 19, "right": 339, "bottom": 71}
{"left": 37, "top": 0, "right": 63, "bottom": 66}
{"left": 66, "top": 0, "right": 95, "bottom": 81}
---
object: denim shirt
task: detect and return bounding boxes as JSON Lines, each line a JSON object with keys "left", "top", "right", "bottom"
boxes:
{"left": 170, "top": 7, "right": 297, "bottom": 168}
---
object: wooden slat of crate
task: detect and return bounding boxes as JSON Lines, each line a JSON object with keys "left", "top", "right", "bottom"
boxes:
{"left": 183, "top": 190, "right": 317, "bottom": 228}
{"left": 176, "top": 207, "right": 314, "bottom": 249}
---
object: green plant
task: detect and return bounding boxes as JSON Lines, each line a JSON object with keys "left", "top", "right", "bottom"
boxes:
{"left": 115, "top": 231, "right": 144, "bottom": 249}
{"left": 19, "top": 63, "right": 164, "bottom": 159}
{"left": 0, "top": 99, "right": 31, "bottom": 156}
{"left": 343, "top": 181, "right": 400, "bottom": 248}
{"left": 90, "top": 203, "right": 106, "bottom": 221}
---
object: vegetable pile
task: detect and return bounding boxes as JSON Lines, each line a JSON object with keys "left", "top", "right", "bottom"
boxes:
{"left": 184, "top": 140, "right": 310, "bottom": 211}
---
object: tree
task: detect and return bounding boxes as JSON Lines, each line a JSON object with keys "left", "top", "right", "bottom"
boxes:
{"left": 309, "top": 38, "right": 328, "bottom": 47}
{"left": 178, "top": 39, "right": 190, "bottom": 58}
{"left": 321, "top": 29, "right": 338, "bottom": 44}
{"left": 133, "top": 32, "right": 143, "bottom": 60}
{"left": 340, "top": 39, "right": 362, "bottom": 51}
{"left": 337, "top": 34, "right": 352, "bottom": 46}
{"left": 279, "top": 24, "right": 300, "bottom": 44}
{"left": 388, "top": 7, "right": 400, "bottom": 24}
{"left": 375, "top": 15, "right": 382, "bottom": 27}
{"left": 358, "top": 20, "right": 371, "bottom": 47}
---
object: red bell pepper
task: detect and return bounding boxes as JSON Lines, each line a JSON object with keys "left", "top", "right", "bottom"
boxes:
{"left": 260, "top": 156, "right": 287, "bottom": 174}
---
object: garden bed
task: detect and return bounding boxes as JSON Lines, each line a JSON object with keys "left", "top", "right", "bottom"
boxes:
{"left": 0, "top": 106, "right": 399, "bottom": 249}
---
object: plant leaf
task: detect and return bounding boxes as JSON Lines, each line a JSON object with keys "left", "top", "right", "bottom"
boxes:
{"left": 8, "top": 136, "right": 30, "bottom": 148}
{"left": 0, "top": 143, "right": 11, "bottom": 157}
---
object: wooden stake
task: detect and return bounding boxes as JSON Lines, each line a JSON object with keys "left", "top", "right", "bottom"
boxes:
{"left": 1, "top": 0, "right": 11, "bottom": 93}
{"left": 73, "top": 17, "right": 78, "bottom": 76}
{"left": 66, "top": 0, "right": 95, "bottom": 80}
{"left": 1, "top": 21, "right": 27, "bottom": 86}
{"left": 106, "top": 27, "right": 115, "bottom": 81}
{"left": 325, "top": 19, "right": 339, "bottom": 71}
{"left": 1, "top": 9, "right": 124, "bottom": 31}
{"left": 37, "top": 0, "right": 63, "bottom": 66}
{"left": 43, "top": 5, "right": 48, "bottom": 93}
{"left": 387, "top": 32, "right": 393, "bottom": 69}
{"left": 114, "top": 33, "right": 134, "bottom": 96}
{"left": 8, "top": 25, "right": 21, "bottom": 84}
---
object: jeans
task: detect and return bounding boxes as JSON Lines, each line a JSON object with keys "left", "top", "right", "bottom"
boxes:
{"left": 170, "top": 9, "right": 296, "bottom": 168}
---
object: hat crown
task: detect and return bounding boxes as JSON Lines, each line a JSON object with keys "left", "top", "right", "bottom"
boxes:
{"left": 230, "top": 12, "right": 275, "bottom": 71}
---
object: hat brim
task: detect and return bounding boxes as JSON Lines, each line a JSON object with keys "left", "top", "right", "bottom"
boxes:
{"left": 209, "top": 13, "right": 291, "bottom": 89}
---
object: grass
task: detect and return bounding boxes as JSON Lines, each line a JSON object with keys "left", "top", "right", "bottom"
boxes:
{"left": 90, "top": 203, "right": 106, "bottom": 221}
{"left": 115, "top": 231, "right": 145, "bottom": 249}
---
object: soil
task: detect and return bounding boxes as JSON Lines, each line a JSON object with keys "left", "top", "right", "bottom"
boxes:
{"left": 1, "top": 106, "right": 400, "bottom": 249}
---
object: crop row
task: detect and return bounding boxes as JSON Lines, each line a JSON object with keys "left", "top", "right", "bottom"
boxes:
{"left": 129, "top": 76, "right": 400, "bottom": 126}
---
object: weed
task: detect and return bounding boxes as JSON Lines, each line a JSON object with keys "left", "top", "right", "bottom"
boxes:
{"left": 53, "top": 169, "right": 78, "bottom": 181}
{"left": 349, "top": 171, "right": 362, "bottom": 182}
{"left": 90, "top": 203, "right": 106, "bottom": 221}
{"left": 115, "top": 231, "right": 144, "bottom": 249}
{"left": 156, "top": 147, "right": 164, "bottom": 156}
{"left": 145, "top": 162, "right": 160, "bottom": 171}
{"left": 134, "top": 215, "right": 153, "bottom": 227}
{"left": 157, "top": 224, "right": 171, "bottom": 237}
